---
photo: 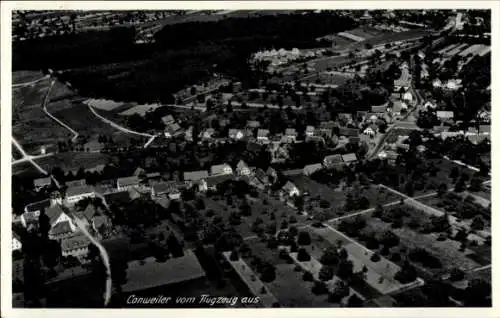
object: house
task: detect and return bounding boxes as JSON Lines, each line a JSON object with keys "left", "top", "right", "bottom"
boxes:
{"left": 371, "top": 104, "right": 387, "bottom": 113}
{"left": 202, "top": 128, "right": 215, "bottom": 140}
{"left": 257, "top": 129, "right": 270, "bottom": 142}
{"left": 281, "top": 181, "right": 300, "bottom": 197}
{"left": 385, "top": 151, "right": 399, "bottom": 165}
{"left": 151, "top": 182, "right": 175, "bottom": 197}
{"left": 12, "top": 231, "right": 22, "bottom": 251}
{"left": 21, "top": 199, "right": 52, "bottom": 227}
{"left": 402, "top": 91, "right": 413, "bottom": 102}
{"left": 391, "top": 101, "right": 408, "bottom": 115}
{"left": 393, "top": 65, "right": 411, "bottom": 91}
{"left": 363, "top": 127, "right": 376, "bottom": 137}
{"left": 65, "top": 179, "right": 86, "bottom": 187}
{"left": 323, "top": 154, "right": 343, "bottom": 169}
{"left": 164, "top": 122, "right": 182, "bottom": 138}
{"left": 185, "top": 126, "right": 194, "bottom": 142}
{"left": 342, "top": 153, "right": 358, "bottom": 165}
{"left": 305, "top": 126, "right": 315, "bottom": 137}
{"left": 247, "top": 120, "right": 261, "bottom": 128}
{"left": 210, "top": 163, "right": 233, "bottom": 176}
{"left": 228, "top": 129, "right": 245, "bottom": 140}
{"left": 303, "top": 163, "right": 323, "bottom": 176}
{"left": 117, "top": 176, "right": 140, "bottom": 191}
{"left": 65, "top": 185, "right": 95, "bottom": 204}
{"left": 244, "top": 175, "right": 266, "bottom": 190}
{"left": 236, "top": 160, "right": 251, "bottom": 176}
{"left": 206, "top": 174, "right": 233, "bottom": 191}
{"left": 49, "top": 220, "right": 75, "bottom": 241}
{"left": 33, "top": 177, "right": 51, "bottom": 191}
{"left": 285, "top": 128, "right": 298, "bottom": 139}
{"left": 46, "top": 205, "right": 72, "bottom": 228}
{"left": 255, "top": 168, "right": 270, "bottom": 185}
{"left": 436, "top": 111, "right": 455, "bottom": 121}
{"left": 61, "top": 234, "right": 91, "bottom": 258}
{"left": 316, "top": 128, "right": 334, "bottom": 139}
{"left": 183, "top": 170, "right": 209, "bottom": 182}
{"left": 468, "top": 134, "right": 490, "bottom": 145}
{"left": 92, "top": 215, "right": 110, "bottom": 236}
{"left": 479, "top": 125, "right": 490, "bottom": 134}
{"left": 161, "top": 115, "right": 175, "bottom": 126}
{"left": 338, "top": 127, "right": 359, "bottom": 137}
{"left": 121, "top": 249, "right": 205, "bottom": 294}
{"left": 319, "top": 121, "right": 337, "bottom": 129}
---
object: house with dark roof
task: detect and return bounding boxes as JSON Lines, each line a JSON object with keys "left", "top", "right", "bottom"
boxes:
{"left": 49, "top": 220, "right": 75, "bottom": 241}
{"left": 206, "top": 174, "right": 233, "bottom": 191}
{"left": 33, "top": 177, "right": 51, "bottom": 191}
{"left": 183, "top": 170, "right": 209, "bottom": 182}
{"left": 65, "top": 185, "right": 95, "bottom": 204}
{"left": 61, "top": 234, "right": 91, "bottom": 257}
{"left": 45, "top": 205, "right": 71, "bottom": 228}
{"left": 342, "top": 153, "right": 358, "bottom": 165}
{"left": 303, "top": 163, "right": 323, "bottom": 176}
{"left": 151, "top": 182, "right": 180, "bottom": 200}
{"left": 338, "top": 127, "right": 359, "bottom": 137}
{"left": 243, "top": 175, "right": 265, "bottom": 190}
{"left": 228, "top": 129, "right": 245, "bottom": 140}
{"left": 255, "top": 168, "right": 270, "bottom": 185}
{"left": 371, "top": 104, "right": 388, "bottom": 113}
{"left": 323, "top": 154, "right": 344, "bottom": 168}
{"left": 117, "top": 176, "right": 140, "bottom": 191}
{"left": 161, "top": 115, "right": 175, "bottom": 126}
{"left": 236, "top": 160, "right": 251, "bottom": 176}
{"left": 65, "top": 179, "right": 86, "bottom": 188}
{"left": 165, "top": 122, "right": 183, "bottom": 138}
{"left": 210, "top": 163, "right": 233, "bottom": 176}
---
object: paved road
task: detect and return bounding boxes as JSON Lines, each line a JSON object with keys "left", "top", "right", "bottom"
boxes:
{"left": 43, "top": 79, "right": 80, "bottom": 142}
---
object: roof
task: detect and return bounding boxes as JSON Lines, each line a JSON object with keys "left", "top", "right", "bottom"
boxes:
{"left": 436, "top": 111, "right": 455, "bottom": 119}
{"left": 25, "top": 199, "right": 51, "bottom": 213}
{"left": 206, "top": 174, "right": 233, "bottom": 187}
{"left": 104, "top": 191, "right": 132, "bottom": 205}
{"left": 306, "top": 126, "right": 315, "bottom": 132}
{"left": 255, "top": 168, "right": 269, "bottom": 183}
{"left": 371, "top": 105, "right": 387, "bottom": 113}
{"left": 83, "top": 204, "right": 97, "bottom": 220}
{"left": 122, "top": 249, "right": 205, "bottom": 293}
{"left": 468, "top": 134, "right": 490, "bottom": 145}
{"left": 324, "top": 154, "right": 343, "bottom": 165}
{"left": 117, "top": 176, "right": 140, "bottom": 188}
{"left": 342, "top": 153, "right": 358, "bottom": 163}
{"left": 65, "top": 179, "right": 86, "bottom": 187}
{"left": 152, "top": 182, "right": 177, "bottom": 195}
{"left": 282, "top": 181, "right": 298, "bottom": 192}
{"left": 93, "top": 215, "right": 108, "bottom": 229}
{"left": 247, "top": 120, "right": 261, "bottom": 128}
{"left": 257, "top": 129, "right": 270, "bottom": 137}
{"left": 61, "top": 234, "right": 91, "bottom": 252}
{"left": 210, "top": 164, "right": 232, "bottom": 175}
{"left": 34, "top": 177, "right": 51, "bottom": 187}
{"left": 166, "top": 122, "right": 182, "bottom": 134}
{"left": 184, "top": 170, "right": 209, "bottom": 181}
{"left": 303, "top": 163, "right": 323, "bottom": 175}
{"left": 133, "top": 167, "right": 145, "bottom": 176}
{"left": 45, "top": 205, "right": 66, "bottom": 225}
{"left": 161, "top": 115, "right": 175, "bottom": 124}
{"left": 146, "top": 172, "right": 161, "bottom": 178}
{"left": 228, "top": 128, "right": 244, "bottom": 135}
{"left": 285, "top": 128, "right": 297, "bottom": 136}
{"left": 339, "top": 127, "right": 359, "bottom": 137}
{"left": 49, "top": 220, "right": 73, "bottom": 236}
{"left": 237, "top": 160, "right": 249, "bottom": 170}
{"left": 66, "top": 185, "right": 94, "bottom": 198}
{"left": 479, "top": 125, "right": 490, "bottom": 133}
{"left": 320, "top": 121, "right": 337, "bottom": 129}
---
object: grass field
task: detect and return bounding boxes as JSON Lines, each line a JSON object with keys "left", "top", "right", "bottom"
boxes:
{"left": 13, "top": 71, "right": 44, "bottom": 84}
{"left": 302, "top": 72, "right": 352, "bottom": 86}
{"left": 36, "top": 152, "right": 111, "bottom": 173}
{"left": 119, "top": 103, "right": 163, "bottom": 116}
{"left": 12, "top": 161, "right": 45, "bottom": 178}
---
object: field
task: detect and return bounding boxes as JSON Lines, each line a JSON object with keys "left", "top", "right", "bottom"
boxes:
{"left": 330, "top": 207, "right": 484, "bottom": 278}
{"left": 290, "top": 175, "right": 402, "bottom": 219}
{"left": 301, "top": 72, "right": 352, "bottom": 86}
{"left": 362, "top": 30, "right": 430, "bottom": 47}
{"left": 12, "top": 71, "right": 44, "bottom": 84}
{"left": 119, "top": 103, "right": 163, "bottom": 116}
{"left": 12, "top": 161, "right": 45, "bottom": 178}
{"left": 36, "top": 152, "right": 111, "bottom": 173}
{"left": 13, "top": 81, "right": 72, "bottom": 153}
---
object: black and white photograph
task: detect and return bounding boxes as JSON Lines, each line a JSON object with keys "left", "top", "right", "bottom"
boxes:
{"left": 2, "top": 2, "right": 497, "bottom": 313}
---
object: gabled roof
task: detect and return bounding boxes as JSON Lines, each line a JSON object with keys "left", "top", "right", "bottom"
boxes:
{"left": 285, "top": 128, "right": 297, "bottom": 136}
{"left": 305, "top": 125, "right": 315, "bottom": 132}
{"left": 93, "top": 215, "right": 108, "bottom": 230}
{"left": 324, "top": 154, "right": 343, "bottom": 165}
{"left": 237, "top": 160, "right": 249, "bottom": 170}
{"left": 117, "top": 176, "right": 140, "bottom": 188}
{"left": 255, "top": 168, "right": 269, "bottom": 183}
{"left": 66, "top": 185, "right": 94, "bottom": 198}
{"left": 45, "top": 205, "right": 66, "bottom": 225}
{"left": 210, "top": 164, "right": 232, "bottom": 175}
{"left": 206, "top": 174, "right": 233, "bottom": 187}
{"left": 61, "top": 234, "right": 90, "bottom": 252}
{"left": 479, "top": 125, "right": 490, "bottom": 133}
{"left": 133, "top": 167, "right": 146, "bottom": 176}
{"left": 49, "top": 220, "right": 73, "bottom": 236}
{"left": 184, "top": 170, "right": 209, "bottom": 181}
{"left": 436, "top": 111, "right": 454, "bottom": 119}
{"left": 257, "top": 129, "right": 270, "bottom": 137}
{"left": 166, "top": 122, "right": 182, "bottom": 134}
{"left": 161, "top": 115, "right": 175, "bottom": 125}
{"left": 303, "top": 163, "right": 323, "bottom": 175}
{"left": 342, "top": 153, "right": 358, "bottom": 163}
{"left": 146, "top": 172, "right": 161, "bottom": 179}
{"left": 371, "top": 105, "right": 387, "bottom": 113}
{"left": 282, "top": 181, "right": 298, "bottom": 192}
{"left": 247, "top": 120, "right": 261, "bottom": 128}
{"left": 34, "top": 177, "right": 51, "bottom": 188}
{"left": 65, "top": 179, "right": 86, "bottom": 187}
{"left": 83, "top": 204, "right": 97, "bottom": 220}
{"left": 25, "top": 199, "right": 51, "bottom": 213}
{"left": 152, "top": 182, "right": 177, "bottom": 195}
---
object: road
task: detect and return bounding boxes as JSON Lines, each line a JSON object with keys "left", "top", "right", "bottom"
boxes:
{"left": 12, "top": 75, "right": 50, "bottom": 88}
{"left": 12, "top": 152, "right": 54, "bottom": 165}
{"left": 442, "top": 155, "right": 491, "bottom": 176}
{"left": 11, "top": 137, "right": 48, "bottom": 175}
{"left": 43, "top": 79, "right": 80, "bottom": 142}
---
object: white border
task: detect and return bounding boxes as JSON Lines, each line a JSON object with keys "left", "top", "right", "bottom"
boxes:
{"left": 1, "top": 1, "right": 498, "bottom": 318}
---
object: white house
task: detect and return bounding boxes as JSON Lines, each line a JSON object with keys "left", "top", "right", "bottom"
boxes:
{"left": 236, "top": 160, "right": 251, "bottom": 176}
{"left": 210, "top": 164, "right": 233, "bottom": 176}
{"left": 363, "top": 127, "right": 376, "bottom": 137}
{"left": 436, "top": 111, "right": 455, "bottom": 121}
{"left": 403, "top": 91, "right": 413, "bottom": 102}
{"left": 33, "top": 177, "right": 51, "bottom": 191}
{"left": 61, "top": 234, "right": 90, "bottom": 258}
{"left": 305, "top": 126, "right": 315, "bottom": 137}
{"left": 228, "top": 129, "right": 245, "bottom": 140}
{"left": 281, "top": 181, "right": 300, "bottom": 197}
{"left": 424, "top": 101, "right": 437, "bottom": 110}
{"left": 12, "top": 233, "right": 22, "bottom": 251}
{"left": 117, "top": 176, "right": 140, "bottom": 191}
{"left": 65, "top": 185, "right": 95, "bottom": 204}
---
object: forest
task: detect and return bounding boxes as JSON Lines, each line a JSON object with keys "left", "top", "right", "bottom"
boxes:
{"left": 13, "top": 12, "right": 357, "bottom": 103}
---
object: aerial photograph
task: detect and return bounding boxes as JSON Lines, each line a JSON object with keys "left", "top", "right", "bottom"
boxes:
{"left": 9, "top": 8, "right": 491, "bottom": 309}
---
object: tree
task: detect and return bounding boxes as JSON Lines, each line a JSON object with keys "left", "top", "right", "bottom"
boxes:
{"left": 437, "top": 183, "right": 448, "bottom": 197}
{"left": 320, "top": 246, "right": 339, "bottom": 266}
{"left": 319, "top": 265, "right": 334, "bottom": 281}
{"left": 370, "top": 253, "right": 381, "bottom": 262}
{"left": 303, "top": 271, "right": 314, "bottom": 281}
{"left": 260, "top": 263, "right": 276, "bottom": 283}
{"left": 329, "top": 280, "right": 349, "bottom": 303}
{"left": 297, "top": 248, "right": 311, "bottom": 262}
{"left": 336, "top": 260, "right": 354, "bottom": 280}
{"left": 449, "top": 268, "right": 465, "bottom": 282}
{"left": 395, "top": 262, "right": 417, "bottom": 284}
{"left": 167, "top": 234, "right": 184, "bottom": 257}
{"left": 229, "top": 249, "right": 240, "bottom": 261}
{"left": 450, "top": 167, "right": 460, "bottom": 180}
{"left": 464, "top": 279, "right": 491, "bottom": 307}
{"left": 311, "top": 281, "right": 329, "bottom": 295}
{"left": 297, "top": 231, "right": 311, "bottom": 245}
{"left": 471, "top": 215, "right": 485, "bottom": 231}
{"left": 373, "top": 204, "right": 384, "bottom": 218}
